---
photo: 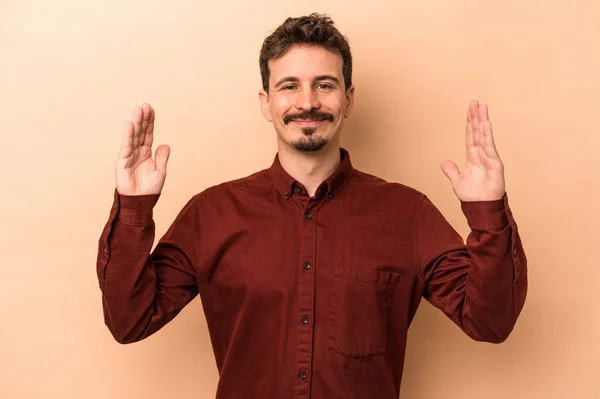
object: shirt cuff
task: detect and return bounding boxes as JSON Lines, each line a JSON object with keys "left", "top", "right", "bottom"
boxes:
{"left": 460, "top": 193, "right": 510, "bottom": 231}
{"left": 113, "top": 188, "right": 161, "bottom": 225}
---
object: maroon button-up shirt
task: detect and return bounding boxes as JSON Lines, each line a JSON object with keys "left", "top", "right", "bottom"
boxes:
{"left": 96, "top": 148, "right": 527, "bottom": 398}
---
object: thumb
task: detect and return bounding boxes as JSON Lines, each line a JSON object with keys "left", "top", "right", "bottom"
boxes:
{"left": 155, "top": 144, "right": 171, "bottom": 173}
{"left": 440, "top": 160, "right": 460, "bottom": 185}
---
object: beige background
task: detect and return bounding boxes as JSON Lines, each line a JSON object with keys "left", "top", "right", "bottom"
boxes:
{"left": 1, "top": 0, "right": 599, "bottom": 398}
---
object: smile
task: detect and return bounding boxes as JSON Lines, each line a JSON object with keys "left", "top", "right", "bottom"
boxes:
{"left": 291, "top": 119, "right": 326, "bottom": 127}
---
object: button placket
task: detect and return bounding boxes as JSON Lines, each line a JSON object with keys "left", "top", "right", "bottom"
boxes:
{"left": 293, "top": 202, "right": 317, "bottom": 395}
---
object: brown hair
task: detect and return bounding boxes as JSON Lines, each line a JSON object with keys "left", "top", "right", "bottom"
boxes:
{"left": 259, "top": 13, "right": 353, "bottom": 93}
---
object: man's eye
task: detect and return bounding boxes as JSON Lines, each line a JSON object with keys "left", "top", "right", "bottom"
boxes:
{"left": 316, "top": 84, "right": 333, "bottom": 90}
{"left": 282, "top": 85, "right": 297, "bottom": 90}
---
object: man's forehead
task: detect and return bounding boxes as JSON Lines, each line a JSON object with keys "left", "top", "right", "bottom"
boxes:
{"left": 269, "top": 45, "right": 343, "bottom": 79}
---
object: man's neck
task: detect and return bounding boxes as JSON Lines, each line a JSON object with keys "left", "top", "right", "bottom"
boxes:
{"left": 277, "top": 143, "right": 341, "bottom": 197}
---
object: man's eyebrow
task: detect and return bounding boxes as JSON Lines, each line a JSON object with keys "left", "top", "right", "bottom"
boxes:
{"left": 274, "top": 76, "right": 300, "bottom": 87}
{"left": 314, "top": 75, "right": 340, "bottom": 84}
{"left": 274, "top": 75, "right": 340, "bottom": 87}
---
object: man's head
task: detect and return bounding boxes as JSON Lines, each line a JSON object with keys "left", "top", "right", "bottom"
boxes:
{"left": 258, "top": 13, "right": 355, "bottom": 153}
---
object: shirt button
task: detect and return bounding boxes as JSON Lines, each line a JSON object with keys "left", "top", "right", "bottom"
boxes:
{"left": 298, "top": 370, "right": 307, "bottom": 380}
{"left": 113, "top": 202, "right": 118, "bottom": 210}
{"left": 103, "top": 246, "right": 109, "bottom": 254}
{"left": 305, "top": 212, "right": 312, "bottom": 220}
{"left": 303, "top": 262, "right": 311, "bottom": 270}
{"left": 295, "top": 186, "right": 302, "bottom": 193}
{"left": 301, "top": 316, "right": 309, "bottom": 324}
{"left": 284, "top": 191, "right": 289, "bottom": 196}
{"left": 513, "top": 248, "right": 517, "bottom": 255}
{"left": 327, "top": 193, "right": 333, "bottom": 199}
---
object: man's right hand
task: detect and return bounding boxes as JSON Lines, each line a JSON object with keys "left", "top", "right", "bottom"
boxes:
{"left": 115, "top": 103, "right": 170, "bottom": 196}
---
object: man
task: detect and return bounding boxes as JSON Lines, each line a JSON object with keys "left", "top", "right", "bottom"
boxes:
{"left": 97, "top": 13, "right": 527, "bottom": 399}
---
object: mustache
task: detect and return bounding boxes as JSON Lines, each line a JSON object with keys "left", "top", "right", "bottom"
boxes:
{"left": 283, "top": 110, "right": 334, "bottom": 125}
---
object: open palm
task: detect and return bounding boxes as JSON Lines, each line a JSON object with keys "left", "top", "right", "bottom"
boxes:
{"left": 441, "top": 100, "right": 505, "bottom": 202}
{"left": 115, "top": 104, "right": 170, "bottom": 196}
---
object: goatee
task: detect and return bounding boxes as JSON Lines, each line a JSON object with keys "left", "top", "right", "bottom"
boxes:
{"left": 292, "top": 128, "right": 328, "bottom": 152}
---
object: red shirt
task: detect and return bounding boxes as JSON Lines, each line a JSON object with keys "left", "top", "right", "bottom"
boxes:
{"left": 96, "top": 148, "right": 527, "bottom": 398}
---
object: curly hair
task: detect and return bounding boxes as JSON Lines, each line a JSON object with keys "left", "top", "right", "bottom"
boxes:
{"left": 259, "top": 13, "right": 353, "bottom": 93}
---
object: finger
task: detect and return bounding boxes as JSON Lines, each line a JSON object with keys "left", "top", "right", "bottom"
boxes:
{"left": 142, "top": 106, "right": 155, "bottom": 148}
{"left": 140, "top": 103, "right": 151, "bottom": 146}
{"left": 440, "top": 160, "right": 460, "bottom": 185}
{"left": 465, "top": 109, "right": 474, "bottom": 148}
{"left": 154, "top": 144, "right": 171, "bottom": 173}
{"left": 132, "top": 106, "right": 143, "bottom": 150}
{"left": 469, "top": 100, "right": 479, "bottom": 120}
{"left": 479, "top": 103, "right": 489, "bottom": 122}
{"left": 478, "top": 103, "right": 489, "bottom": 140}
{"left": 470, "top": 100, "right": 480, "bottom": 146}
{"left": 117, "top": 121, "right": 134, "bottom": 161}
{"left": 482, "top": 120, "right": 501, "bottom": 160}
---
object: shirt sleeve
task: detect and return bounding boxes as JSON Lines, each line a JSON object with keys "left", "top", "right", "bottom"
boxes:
{"left": 96, "top": 189, "right": 201, "bottom": 344}
{"left": 416, "top": 193, "right": 527, "bottom": 343}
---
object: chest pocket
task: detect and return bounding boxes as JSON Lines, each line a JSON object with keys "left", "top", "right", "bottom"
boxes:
{"left": 327, "top": 264, "right": 400, "bottom": 359}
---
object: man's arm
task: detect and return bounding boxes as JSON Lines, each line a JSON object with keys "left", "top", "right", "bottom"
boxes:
{"left": 418, "top": 100, "right": 527, "bottom": 342}
{"left": 416, "top": 194, "right": 527, "bottom": 343}
{"left": 96, "top": 103, "right": 199, "bottom": 344}
{"left": 96, "top": 190, "right": 200, "bottom": 344}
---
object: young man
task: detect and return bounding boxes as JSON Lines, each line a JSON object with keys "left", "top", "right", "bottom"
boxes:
{"left": 97, "top": 13, "right": 527, "bottom": 399}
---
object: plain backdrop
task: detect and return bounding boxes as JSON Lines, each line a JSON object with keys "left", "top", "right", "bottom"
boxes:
{"left": 1, "top": 0, "right": 599, "bottom": 398}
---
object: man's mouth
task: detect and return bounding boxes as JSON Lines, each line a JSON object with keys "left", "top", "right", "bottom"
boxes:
{"left": 290, "top": 119, "right": 325, "bottom": 127}
{"left": 283, "top": 111, "right": 334, "bottom": 125}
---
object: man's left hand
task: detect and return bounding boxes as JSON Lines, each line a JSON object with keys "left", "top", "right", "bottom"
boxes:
{"left": 441, "top": 100, "right": 506, "bottom": 202}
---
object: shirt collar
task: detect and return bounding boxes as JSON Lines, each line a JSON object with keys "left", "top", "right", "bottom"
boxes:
{"left": 268, "top": 147, "right": 354, "bottom": 200}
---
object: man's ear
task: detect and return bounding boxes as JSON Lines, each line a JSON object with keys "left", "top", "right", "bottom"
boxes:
{"left": 344, "top": 85, "right": 355, "bottom": 118}
{"left": 258, "top": 89, "right": 273, "bottom": 122}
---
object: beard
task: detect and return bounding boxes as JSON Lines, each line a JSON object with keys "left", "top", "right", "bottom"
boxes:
{"left": 283, "top": 110, "right": 334, "bottom": 152}
{"left": 291, "top": 127, "right": 328, "bottom": 152}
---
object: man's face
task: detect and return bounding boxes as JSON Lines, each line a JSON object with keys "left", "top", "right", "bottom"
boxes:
{"left": 259, "top": 45, "right": 354, "bottom": 153}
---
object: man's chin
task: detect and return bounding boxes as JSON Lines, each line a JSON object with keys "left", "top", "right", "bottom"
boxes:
{"left": 291, "top": 137, "right": 328, "bottom": 152}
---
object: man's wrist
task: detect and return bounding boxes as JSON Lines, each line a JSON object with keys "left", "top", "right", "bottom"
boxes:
{"left": 460, "top": 193, "right": 509, "bottom": 231}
